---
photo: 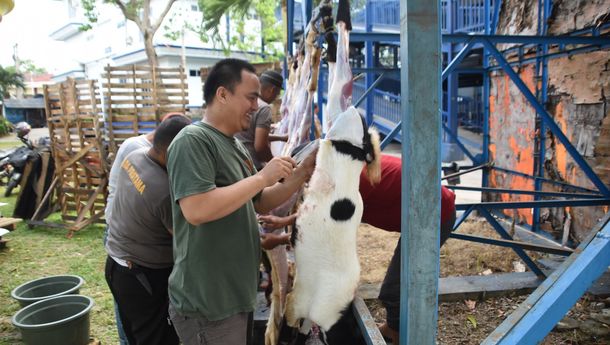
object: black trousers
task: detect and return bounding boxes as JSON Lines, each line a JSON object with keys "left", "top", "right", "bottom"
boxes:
{"left": 105, "top": 256, "right": 179, "bottom": 345}
{"left": 378, "top": 211, "right": 457, "bottom": 331}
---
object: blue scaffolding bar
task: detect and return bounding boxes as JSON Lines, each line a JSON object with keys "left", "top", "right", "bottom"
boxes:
{"left": 482, "top": 39, "right": 610, "bottom": 197}
{"left": 398, "top": 0, "right": 441, "bottom": 343}
{"left": 483, "top": 215, "right": 610, "bottom": 344}
{"left": 446, "top": 185, "right": 604, "bottom": 199}
{"left": 449, "top": 233, "right": 573, "bottom": 256}
{"left": 457, "top": 198, "right": 610, "bottom": 211}
{"left": 477, "top": 207, "right": 546, "bottom": 277}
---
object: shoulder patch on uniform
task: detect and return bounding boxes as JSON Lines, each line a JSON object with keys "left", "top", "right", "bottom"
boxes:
{"left": 330, "top": 198, "right": 356, "bottom": 221}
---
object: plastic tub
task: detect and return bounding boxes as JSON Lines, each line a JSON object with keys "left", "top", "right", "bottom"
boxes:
{"left": 12, "top": 294, "right": 94, "bottom": 345}
{"left": 11, "top": 275, "right": 84, "bottom": 307}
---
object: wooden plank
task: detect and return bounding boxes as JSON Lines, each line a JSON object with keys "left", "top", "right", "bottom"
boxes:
{"left": 73, "top": 178, "right": 106, "bottom": 224}
{"left": 0, "top": 217, "right": 22, "bottom": 231}
{"left": 57, "top": 146, "right": 94, "bottom": 172}
{"left": 353, "top": 297, "right": 387, "bottom": 345}
{"left": 105, "top": 65, "right": 154, "bottom": 72}
{"left": 357, "top": 272, "right": 544, "bottom": 302}
{"left": 105, "top": 82, "right": 155, "bottom": 88}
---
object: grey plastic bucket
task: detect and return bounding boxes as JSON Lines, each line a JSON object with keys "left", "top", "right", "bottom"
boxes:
{"left": 11, "top": 275, "right": 84, "bottom": 307}
{"left": 12, "top": 294, "right": 94, "bottom": 345}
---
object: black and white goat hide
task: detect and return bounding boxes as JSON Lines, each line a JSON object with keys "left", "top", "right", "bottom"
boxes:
{"left": 285, "top": 106, "right": 381, "bottom": 336}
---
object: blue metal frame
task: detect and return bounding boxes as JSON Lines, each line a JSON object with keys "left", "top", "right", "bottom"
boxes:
{"left": 482, "top": 39, "right": 610, "bottom": 197}
{"left": 347, "top": 32, "right": 610, "bottom": 45}
{"left": 284, "top": 3, "right": 610, "bottom": 343}
{"left": 483, "top": 215, "right": 610, "bottom": 344}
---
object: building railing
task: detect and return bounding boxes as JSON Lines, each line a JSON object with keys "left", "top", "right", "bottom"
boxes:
{"left": 351, "top": 0, "right": 493, "bottom": 34}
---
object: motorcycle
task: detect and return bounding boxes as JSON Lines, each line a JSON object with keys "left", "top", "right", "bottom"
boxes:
{"left": 0, "top": 122, "right": 40, "bottom": 197}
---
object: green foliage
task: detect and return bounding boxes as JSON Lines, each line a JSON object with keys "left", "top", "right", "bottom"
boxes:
{"left": 0, "top": 65, "right": 24, "bottom": 100}
{"left": 0, "top": 118, "right": 12, "bottom": 137}
{"left": 18, "top": 59, "right": 47, "bottom": 75}
{"left": 197, "top": 0, "right": 285, "bottom": 61}
{"left": 80, "top": 0, "right": 98, "bottom": 31}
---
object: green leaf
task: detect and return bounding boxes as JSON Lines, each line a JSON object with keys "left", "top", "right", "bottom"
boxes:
{"left": 467, "top": 315, "right": 478, "bottom": 329}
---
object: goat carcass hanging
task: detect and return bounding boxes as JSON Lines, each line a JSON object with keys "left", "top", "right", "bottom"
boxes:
{"left": 286, "top": 106, "right": 380, "bottom": 332}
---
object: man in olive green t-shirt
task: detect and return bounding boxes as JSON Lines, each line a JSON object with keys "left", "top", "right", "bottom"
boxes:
{"left": 167, "top": 59, "right": 314, "bottom": 345}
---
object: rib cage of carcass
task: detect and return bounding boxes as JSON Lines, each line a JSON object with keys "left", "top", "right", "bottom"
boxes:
{"left": 262, "top": 3, "right": 325, "bottom": 344}
{"left": 265, "top": 1, "right": 380, "bottom": 344}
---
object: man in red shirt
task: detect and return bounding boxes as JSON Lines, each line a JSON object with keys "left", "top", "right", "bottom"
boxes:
{"left": 360, "top": 154, "right": 456, "bottom": 343}
{"left": 258, "top": 154, "right": 456, "bottom": 343}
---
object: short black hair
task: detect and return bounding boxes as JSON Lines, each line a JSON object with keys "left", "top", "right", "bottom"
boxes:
{"left": 203, "top": 59, "right": 257, "bottom": 105}
{"left": 153, "top": 116, "right": 191, "bottom": 152}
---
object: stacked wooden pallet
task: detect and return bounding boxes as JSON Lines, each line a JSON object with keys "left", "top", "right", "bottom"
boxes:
{"left": 103, "top": 65, "right": 188, "bottom": 162}
{"left": 39, "top": 79, "right": 107, "bottom": 234}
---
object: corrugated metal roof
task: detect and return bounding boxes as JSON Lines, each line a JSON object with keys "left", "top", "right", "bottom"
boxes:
{"left": 3, "top": 98, "right": 45, "bottom": 109}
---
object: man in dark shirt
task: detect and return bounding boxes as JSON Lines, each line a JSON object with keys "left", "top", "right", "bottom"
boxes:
{"left": 105, "top": 116, "right": 190, "bottom": 345}
{"left": 235, "top": 70, "right": 288, "bottom": 170}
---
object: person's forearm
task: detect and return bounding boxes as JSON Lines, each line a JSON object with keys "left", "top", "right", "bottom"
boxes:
{"left": 255, "top": 166, "right": 309, "bottom": 214}
{"left": 283, "top": 214, "right": 297, "bottom": 227}
{"left": 269, "top": 134, "right": 288, "bottom": 142}
{"left": 180, "top": 175, "right": 267, "bottom": 225}
{"left": 256, "top": 146, "right": 274, "bottom": 163}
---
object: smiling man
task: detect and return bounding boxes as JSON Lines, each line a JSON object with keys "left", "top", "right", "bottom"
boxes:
{"left": 166, "top": 59, "right": 315, "bottom": 345}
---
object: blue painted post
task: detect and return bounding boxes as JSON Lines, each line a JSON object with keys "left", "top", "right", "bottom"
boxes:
{"left": 482, "top": 0, "right": 492, "bottom": 189}
{"left": 365, "top": 0, "right": 374, "bottom": 125}
{"left": 447, "top": 58, "right": 458, "bottom": 146}
{"left": 302, "top": 0, "right": 312, "bottom": 28}
{"left": 533, "top": 0, "right": 551, "bottom": 233}
{"left": 287, "top": 0, "right": 294, "bottom": 57}
{"left": 399, "top": 0, "right": 441, "bottom": 344}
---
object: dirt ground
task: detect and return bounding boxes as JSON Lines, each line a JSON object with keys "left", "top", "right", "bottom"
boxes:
{"left": 357, "top": 219, "right": 610, "bottom": 344}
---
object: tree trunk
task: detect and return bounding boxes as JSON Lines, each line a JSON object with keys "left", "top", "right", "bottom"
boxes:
{"left": 143, "top": 30, "right": 158, "bottom": 67}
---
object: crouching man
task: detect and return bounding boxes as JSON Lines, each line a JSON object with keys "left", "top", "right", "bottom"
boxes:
{"left": 104, "top": 115, "right": 191, "bottom": 345}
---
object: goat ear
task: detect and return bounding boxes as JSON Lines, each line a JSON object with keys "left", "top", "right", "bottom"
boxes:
{"left": 366, "top": 128, "right": 382, "bottom": 185}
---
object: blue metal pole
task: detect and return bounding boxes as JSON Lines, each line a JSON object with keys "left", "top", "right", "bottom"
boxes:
{"left": 533, "top": 0, "right": 551, "bottom": 233}
{"left": 365, "top": 0, "right": 374, "bottom": 125}
{"left": 484, "top": 216, "right": 610, "bottom": 344}
{"left": 355, "top": 73, "right": 386, "bottom": 109}
{"left": 457, "top": 198, "right": 610, "bottom": 210}
{"left": 477, "top": 207, "right": 546, "bottom": 277}
{"left": 399, "top": 0, "right": 441, "bottom": 343}
{"left": 447, "top": 185, "right": 605, "bottom": 199}
{"left": 442, "top": 40, "right": 474, "bottom": 81}
{"left": 287, "top": 0, "right": 294, "bottom": 57}
{"left": 302, "top": 0, "right": 312, "bottom": 28}
{"left": 441, "top": 123, "right": 478, "bottom": 162}
{"left": 447, "top": 67, "right": 458, "bottom": 146}
{"left": 380, "top": 121, "right": 401, "bottom": 150}
{"left": 482, "top": 39, "right": 610, "bottom": 197}
{"left": 482, "top": 2, "right": 490, "bottom": 189}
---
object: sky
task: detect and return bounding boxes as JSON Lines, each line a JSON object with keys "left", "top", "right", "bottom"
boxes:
{"left": 0, "top": 0, "right": 72, "bottom": 73}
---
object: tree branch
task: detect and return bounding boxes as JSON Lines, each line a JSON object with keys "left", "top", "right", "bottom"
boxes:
{"left": 114, "top": 0, "right": 142, "bottom": 29}
{"left": 152, "top": 0, "right": 177, "bottom": 33}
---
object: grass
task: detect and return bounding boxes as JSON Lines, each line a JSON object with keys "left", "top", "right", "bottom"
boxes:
{"left": 0, "top": 140, "right": 22, "bottom": 151}
{"left": 0, "top": 189, "right": 118, "bottom": 345}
